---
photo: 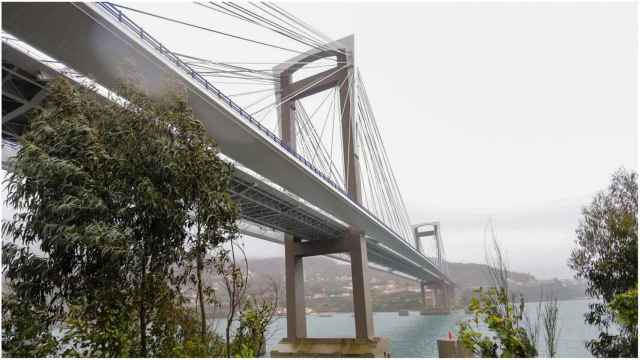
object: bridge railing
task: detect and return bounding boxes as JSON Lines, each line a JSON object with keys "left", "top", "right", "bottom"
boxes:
{"left": 97, "top": 2, "right": 422, "bottom": 251}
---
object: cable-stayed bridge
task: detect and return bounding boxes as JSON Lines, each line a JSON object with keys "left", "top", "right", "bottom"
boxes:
{"left": 2, "top": 2, "right": 454, "bottom": 349}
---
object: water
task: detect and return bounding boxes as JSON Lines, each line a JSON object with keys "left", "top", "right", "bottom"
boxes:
{"left": 263, "top": 299, "right": 599, "bottom": 357}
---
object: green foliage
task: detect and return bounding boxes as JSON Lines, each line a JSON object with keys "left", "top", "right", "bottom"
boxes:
{"left": 1, "top": 78, "right": 240, "bottom": 357}
{"left": 569, "top": 168, "right": 638, "bottom": 357}
{"left": 458, "top": 222, "right": 542, "bottom": 358}
{"left": 458, "top": 287, "right": 538, "bottom": 357}
{"left": 208, "top": 243, "right": 278, "bottom": 358}
{"left": 213, "top": 245, "right": 249, "bottom": 357}
{"left": 230, "top": 296, "right": 277, "bottom": 357}
{"left": 234, "top": 343, "right": 257, "bottom": 358}
{"left": 1, "top": 292, "right": 60, "bottom": 357}
{"left": 542, "top": 298, "right": 560, "bottom": 358}
{"left": 609, "top": 286, "right": 637, "bottom": 330}
{"left": 60, "top": 299, "right": 138, "bottom": 357}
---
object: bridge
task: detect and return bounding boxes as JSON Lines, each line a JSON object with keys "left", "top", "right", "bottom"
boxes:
{"left": 2, "top": 2, "right": 454, "bottom": 354}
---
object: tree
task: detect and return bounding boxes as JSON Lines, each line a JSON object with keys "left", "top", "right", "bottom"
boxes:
{"left": 2, "top": 78, "right": 238, "bottom": 357}
{"left": 3, "top": 79, "right": 141, "bottom": 356}
{"left": 183, "top": 239, "right": 281, "bottom": 358}
{"left": 568, "top": 168, "right": 638, "bottom": 357}
{"left": 232, "top": 279, "right": 279, "bottom": 357}
{"left": 542, "top": 297, "right": 560, "bottom": 358}
{"left": 211, "top": 242, "right": 248, "bottom": 357}
{"left": 458, "top": 221, "right": 561, "bottom": 358}
{"left": 459, "top": 287, "right": 538, "bottom": 357}
{"left": 1, "top": 291, "right": 61, "bottom": 357}
{"left": 609, "top": 285, "right": 637, "bottom": 333}
{"left": 176, "top": 94, "right": 239, "bottom": 342}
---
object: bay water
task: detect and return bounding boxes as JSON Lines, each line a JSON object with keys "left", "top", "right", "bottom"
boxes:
{"left": 262, "top": 299, "right": 599, "bottom": 357}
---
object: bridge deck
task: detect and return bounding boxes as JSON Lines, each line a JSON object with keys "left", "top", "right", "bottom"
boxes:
{"left": 2, "top": 2, "right": 452, "bottom": 285}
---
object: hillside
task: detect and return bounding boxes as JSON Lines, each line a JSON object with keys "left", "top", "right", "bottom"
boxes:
{"left": 446, "top": 261, "right": 536, "bottom": 288}
{"left": 246, "top": 256, "right": 538, "bottom": 289}
{"left": 239, "top": 256, "right": 586, "bottom": 312}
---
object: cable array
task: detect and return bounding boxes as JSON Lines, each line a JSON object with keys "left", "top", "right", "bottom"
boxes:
{"left": 353, "top": 71, "right": 414, "bottom": 243}
{"left": 109, "top": 1, "right": 418, "bottom": 244}
{"left": 84, "top": 3, "right": 430, "bottom": 250}
{"left": 109, "top": 1, "right": 347, "bottom": 137}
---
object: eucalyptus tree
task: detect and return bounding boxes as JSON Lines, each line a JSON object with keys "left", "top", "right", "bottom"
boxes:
{"left": 569, "top": 168, "right": 637, "bottom": 357}
{"left": 2, "top": 78, "right": 238, "bottom": 357}
{"left": 175, "top": 101, "right": 239, "bottom": 340}
{"left": 3, "top": 79, "right": 136, "bottom": 356}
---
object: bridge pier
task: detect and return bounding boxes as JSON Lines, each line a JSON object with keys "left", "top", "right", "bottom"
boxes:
{"left": 420, "top": 282, "right": 454, "bottom": 315}
{"left": 274, "top": 228, "right": 388, "bottom": 357}
{"left": 348, "top": 229, "right": 374, "bottom": 339}
{"left": 284, "top": 234, "right": 307, "bottom": 340}
{"left": 414, "top": 222, "right": 453, "bottom": 316}
{"left": 283, "top": 228, "right": 374, "bottom": 340}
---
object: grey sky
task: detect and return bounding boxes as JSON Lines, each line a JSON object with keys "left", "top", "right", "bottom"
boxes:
{"left": 2, "top": 2, "right": 637, "bottom": 280}
{"left": 250, "top": 1, "right": 637, "bottom": 279}
{"left": 245, "top": 1, "right": 637, "bottom": 279}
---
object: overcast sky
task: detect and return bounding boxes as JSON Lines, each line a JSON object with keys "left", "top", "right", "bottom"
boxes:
{"left": 241, "top": 1, "right": 637, "bottom": 279}
{"left": 2, "top": 2, "right": 637, "bottom": 280}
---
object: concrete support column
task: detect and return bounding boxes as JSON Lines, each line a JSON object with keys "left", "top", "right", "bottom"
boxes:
{"left": 337, "top": 52, "right": 361, "bottom": 204}
{"left": 284, "top": 234, "right": 306, "bottom": 340}
{"left": 278, "top": 73, "right": 296, "bottom": 151}
{"left": 348, "top": 228, "right": 374, "bottom": 339}
{"left": 432, "top": 287, "right": 438, "bottom": 309}
{"left": 438, "top": 285, "right": 452, "bottom": 310}
{"left": 436, "top": 286, "right": 444, "bottom": 309}
{"left": 441, "top": 287, "right": 448, "bottom": 309}
{"left": 442, "top": 286, "right": 449, "bottom": 310}
{"left": 429, "top": 289, "right": 436, "bottom": 308}
{"left": 420, "top": 282, "right": 427, "bottom": 307}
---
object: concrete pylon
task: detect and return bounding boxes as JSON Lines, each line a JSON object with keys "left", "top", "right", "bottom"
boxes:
{"left": 277, "top": 72, "right": 296, "bottom": 151}
{"left": 431, "top": 284, "right": 454, "bottom": 312}
{"left": 281, "top": 228, "right": 374, "bottom": 340}
{"left": 273, "top": 35, "right": 360, "bottom": 203}
{"left": 275, "top": 227, "right": 386, "bottom": 356}
{"left": 272, "top": 36, "right": 386, "bottom": 355}
{"left": 275, "top": 35, "right": 373, "bottom": 339}
{"left": 439, "top": 286, "right": 447, "bottom": 310}
{"left": 414, "top": 222, "right": 452, "bottom": 315}
{"left": 284, "top": 234, "right": 306, "bottom": 340}
{"left": 348, "top": 228, "right": 374, "bottom": 339}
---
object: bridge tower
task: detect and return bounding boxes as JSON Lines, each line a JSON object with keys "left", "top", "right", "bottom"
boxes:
{"left": 274, "top": 35, "right": 361, "bottom": 203}
{"left": 272, "top": 36, "right": 384, "bottom": 355}
{"left": 414, "top": 222, "right": 454, "bottom": 315}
